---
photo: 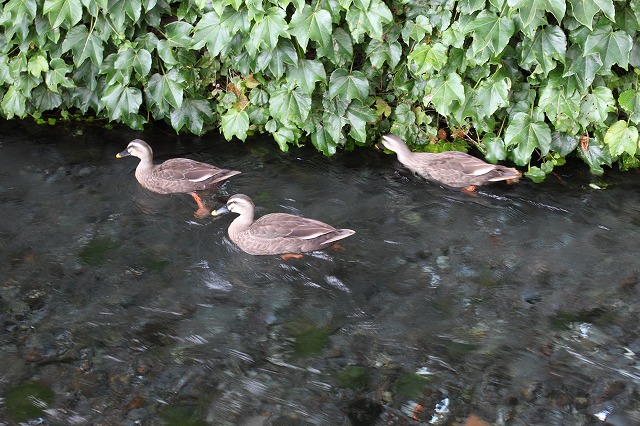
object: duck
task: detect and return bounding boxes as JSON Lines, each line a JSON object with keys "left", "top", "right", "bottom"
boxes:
{"left": 380, "top": 134, "right": 521, "bottom": 190}
{"left": 211, "top": 194, "right": 355, "bottom": 256}
{"left": 116, "top": 139, "right": 241, "bottom": 218}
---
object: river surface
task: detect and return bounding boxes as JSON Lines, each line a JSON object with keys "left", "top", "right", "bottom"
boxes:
{"left": 0, "top": 119, "right": 639, "bottom": 425}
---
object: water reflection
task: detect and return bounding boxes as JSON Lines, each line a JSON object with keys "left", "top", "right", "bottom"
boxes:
{"left": 1, "top": 120, "right": 639, "bottom": 425}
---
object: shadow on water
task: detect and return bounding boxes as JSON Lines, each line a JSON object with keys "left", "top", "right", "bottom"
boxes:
{"left": 1, "top": 119, "right": 640, "bottom": 425}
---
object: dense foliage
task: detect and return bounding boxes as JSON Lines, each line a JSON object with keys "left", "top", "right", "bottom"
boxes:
{"left": 0, "top": 0, "right": 639, "bottom": 180}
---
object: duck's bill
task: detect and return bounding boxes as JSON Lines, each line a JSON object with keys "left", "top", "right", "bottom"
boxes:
{"left": 211, "top": 206, "right": 230, "bottom": 216}
{"left": 375, "top": 142, "right": 390, "bottom": 153}
{"left": 115, "top": 150, "right": 131, "bottom": 158}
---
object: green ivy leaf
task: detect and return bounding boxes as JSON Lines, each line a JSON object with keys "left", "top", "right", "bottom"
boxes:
{"left": 4, "top": 0, "right": 38, "bottom": 20}
{"left": 604, "top": 120, "right": 639, "bottom": 157}
{"left": 459, "top": 0, "right": 486, "bottom": 14}
{"left": 578, "top": 86, "right": 615, "bottom": 128}
{"left": 619, "top": 153, "right": 640, "bottom": 171}
{"left": 164, "top": 21, "right": 193, "bottom": 48}
{"left": 345, "top": 100, "right": 377, "bottom": 143}
{"left": 619, "top": 89, "right": 640, "bottom": 124}
{"left": 584, "top": 23, "right": 633, "bottom": 71}
{"left": 504, "top": 112, "right": 552, "bottom": 165}
{"left": 483, "top": 134, "right": 507, "bottom": 163}
{"left": 69, "top": 81, "right": 104, "bottom": 114}
{"left": 45, "top": 58, "right": 75, "bottom": 93}
{"left": 126, "top": 0, "right": 142, "bottom": 21}
{"left": 426, "top": 72, "right": 465, "bottom": 117}
{"left": 258, "top": 38, "right": 298, "bottom": 79}
{"left": 289, "top": 5, "right": 332, "bottom": 50}
{"left": 43, "top": 0, "right": 83, "bottom": 28}
{"left": 101, "top": 84, "right": 142, "bottom": 121}
{"left": 170, "top": 97, "right": 213, "bottom": 135}
{"left": 273, "top": 126, "right": 297, "bottom": 151}
{"left": 311, "top": 124, "right": 338, "bottom": 156}
{"left": 619, "top": 3, "right": 640, "bottom": 32}
{"left": 156, "top": 40, "right": 178, "bottom": 66}
{"left": 366, "top": 39, "right": 402, "bottom": 69}
{"left": 82, "top": 0, "right": 107, "bottom": 16}
{"left": 278, "top": 0, "right": 305, "bottom": 9}
{"left": 248, "top": 87, "right": 269, "bottom": 106}
{"left": 102, "top": 53, "right": 128, "bottom": 86}
{"left": 316, "top": 28, "right": 353, "bottom": 66}
{"left": 246, "top": 7, "right": 289, "bottom": 57}
{"left": 0, "top": 55, "right": 12, "bottom": 86}
{"left": 328, "top": 69, "right": 369, "bottom": 103}
{"left": 107, "top": 0, "right": 141, "bottom": 31}
{"left": 245, "top": 0, "right": 266, "bottom": 20}
{"left": 30, "top": 85, "right": 62, "bottom": 111}
{"left": 465, "top": 11, "right": 515, "bottom": 57}
{"left": 269, "top": 87, "right": 311, "bottom": 126}
{"left": 392, "top": 102, "right": 417, "bottom": 128}
{"left": 402, "top": 16, "right": 431, "bottom": 44}
{"left": 568, "top": 0, "right": 614, "bottom": 30}
{"left": 265, "top": 119, "right": 278, "bottom": 133}
{"left": 221, "top": 108, "right": 250, "bottom": 141}
{"left": 538, "top": 82, "right": 581, "bottom": 134}
{"left": 1, "top": 85, "right": 28, "bottom": 118}
{"left": 472, "top": 76, "right": 510, "bottom": 119}
{"left": 345, "top": 0, "right": 393, "bottom": 42}
{"left": 115, "top": 48, "right": 152, "bottom": 79}
{"left": 508, "top": 0, "right": 547, "bottom": 29}
{"left": 193, "top": 11, "right": 232, "bottom": 57}
{"left": 408, "top": 43, "right": 448, "bottom": 75}
{"left": 550, "top": 132, "right": 579, "bottom": 157}
{"left": 545, "top": 0, "right": 567, "bottom": 23}
{"left": 145, "top": 70, "right": 185, "bottom": 110}
{"left": 102, "top": 0, "right": 124, "bottom": 32}
{"left": 27, "top": 54, "right": 49, "bottom": 78}
{"left": 220, "top": 7, "right": 251, "bottom": 33}
{"left": 323, "top": 108, "right": 347, "bottom": 142}
{"left": 519, "top": 25, "right": 566, "bottom": 76}
{"left": 217, "top": 0, "right": 242, "bottom": 11}
{"left": 288, "top": 59, "right": 326, "bottom": 95}
{"left": 578, "top": 140, "right": 610, "bottom": 175}
{"left": 563, "top": 44, "right": 602, "bottom": 92}
{"left": 246, "top": 104, "right": 269, "bottom": 125}
{"left": 525, "top": 166, "right": 547, "bottom": 183}
{"left": 62, "top": 25, "right": 104, "bottom": 66}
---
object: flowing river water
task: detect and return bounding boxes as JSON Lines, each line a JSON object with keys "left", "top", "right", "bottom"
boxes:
{"left": 1, "top": 119, "right": 639, "bottom": 425}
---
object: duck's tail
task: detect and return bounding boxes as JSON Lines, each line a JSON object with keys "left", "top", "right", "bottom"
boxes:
{"left": 323, "top": 229, "right": 356, "bottom": 245}
{"left": 487, "top": 166, "right": 522, "bottom": 183}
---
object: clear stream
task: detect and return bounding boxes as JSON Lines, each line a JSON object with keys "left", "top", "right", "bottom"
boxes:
{"left": 1, "top": 120, "right": 639, "bottom": 426}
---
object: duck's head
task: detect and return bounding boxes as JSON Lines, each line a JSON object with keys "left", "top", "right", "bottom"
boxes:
{"left": 212, "top": 194, "right": 255, "bottom": 217}
{"left": 380, "top": 134, "right": 409, "bottom": 153}
{"left": 116, "top": 139, "right": 153, "bottom": 159}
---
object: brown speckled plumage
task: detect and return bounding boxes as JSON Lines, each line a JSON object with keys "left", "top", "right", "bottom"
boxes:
{"left": 380, "top": 134, "right": 521, "bottom": 189}
{"left": 212, "top": 194, "right": 355, "bottom": 255}
{"left": 116, "top": 139, "right": 240, "bottom": 194}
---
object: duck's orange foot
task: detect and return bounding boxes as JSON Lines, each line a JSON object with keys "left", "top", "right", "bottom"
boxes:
{"left": 194, "top": 206, "right": 212, "bottom": 219}
{"left": 462, "top": 185, "right": 479, "bottom": 196}
{"left": 191, "top": 192, "right": 211, "bottom": 218}
{"left": 329, "top": 242, "right": 346, "bottom": 252}
{"left": 281, "top": 253, "right": 304, "bottom": 260}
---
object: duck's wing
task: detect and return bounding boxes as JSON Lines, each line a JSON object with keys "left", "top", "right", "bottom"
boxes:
{"left": 428, "top": 151, "right": 497, "bottom": 176}
{"left": 154, "top": 158, "right": 239, "bottom": 183}
{"left": 248, "top": 213, "right": 338, "bottom": 240}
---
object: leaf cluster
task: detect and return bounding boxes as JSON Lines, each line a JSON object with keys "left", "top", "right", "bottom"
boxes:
{"left": 0, "top": 0, "right": 639, "bottom": 179}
